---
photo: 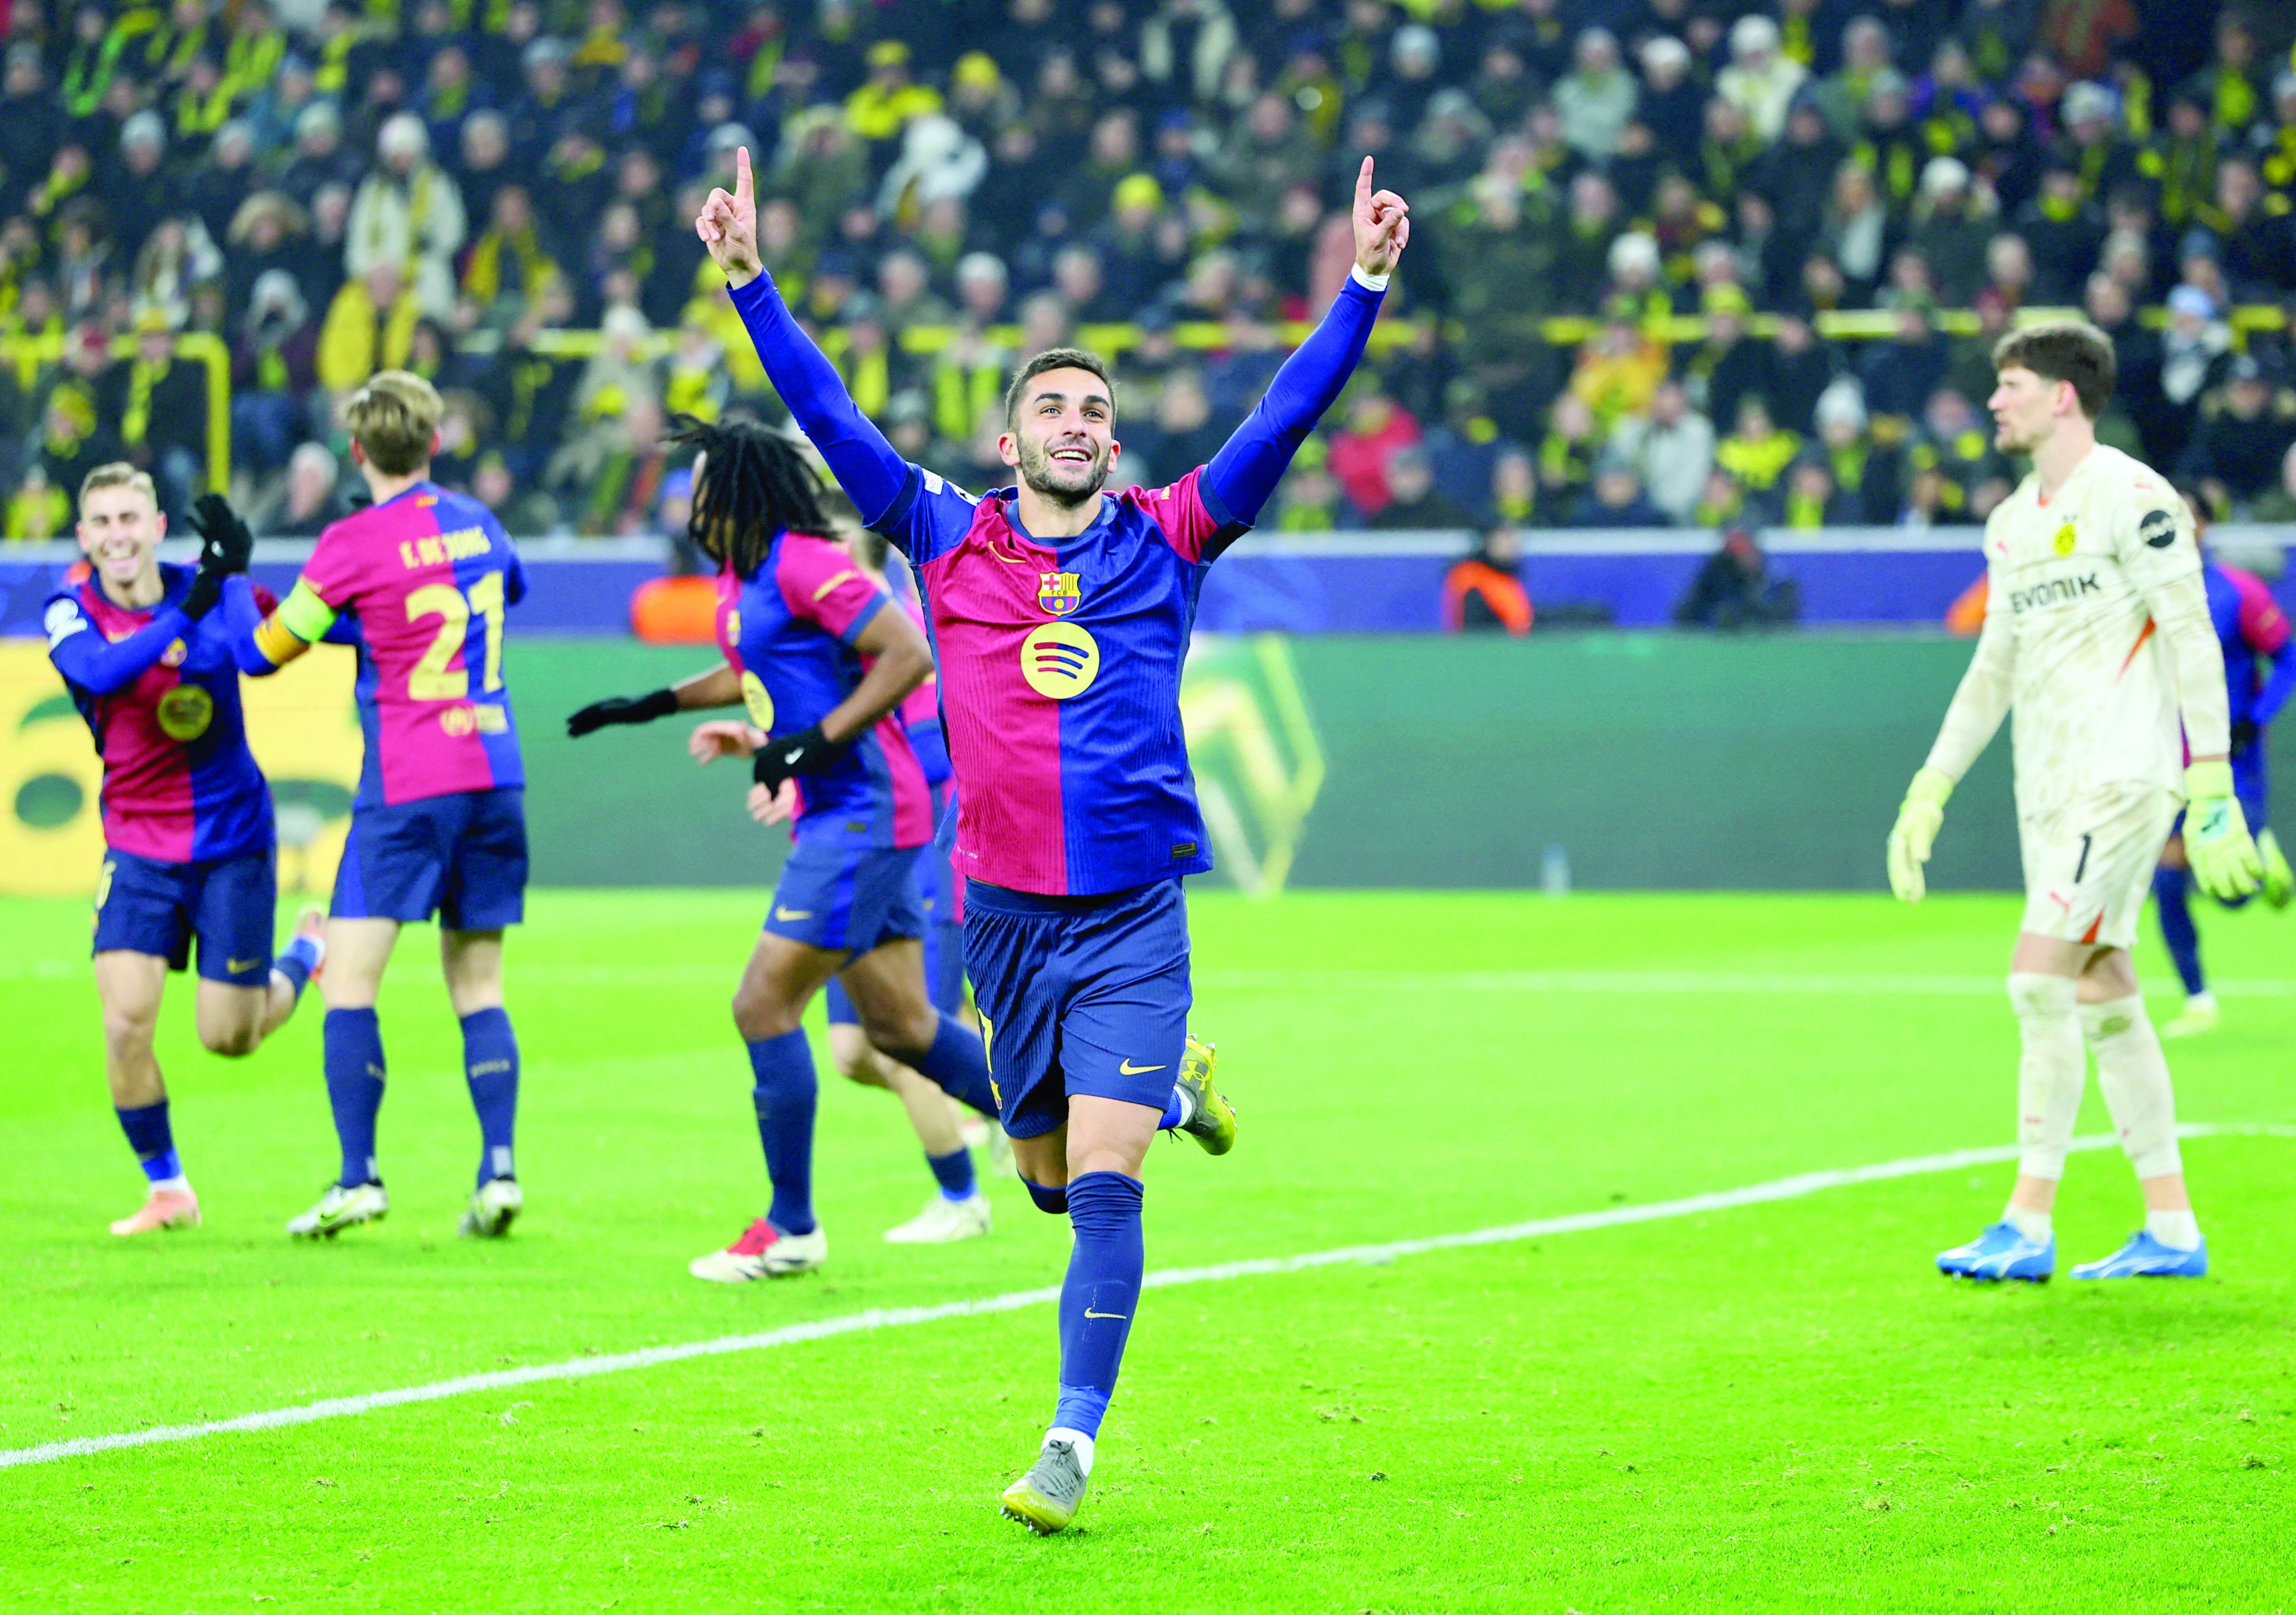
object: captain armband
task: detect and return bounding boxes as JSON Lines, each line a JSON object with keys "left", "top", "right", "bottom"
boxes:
{"left": 253, "top": 580, "right": 339, "bottom": 667}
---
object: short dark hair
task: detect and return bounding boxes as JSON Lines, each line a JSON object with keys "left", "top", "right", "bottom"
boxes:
{"left": 1992, "top": 321, "right": 2116, "bottom": 419}
{"left": 1002, "top": 347, "right": 1116, "bottom": 428}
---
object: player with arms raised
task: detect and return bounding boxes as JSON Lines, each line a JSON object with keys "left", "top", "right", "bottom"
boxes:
{"left": 232, "top": 372, "right": 533, "bottom": 1242}
{"left": 1887, "top": 322, "right": 2261, "bottom": 1282}
{"left": 45, "top": 465, "right": 325, "bottom": 1235}
{"left": 696, "top": 144, "right": 1407, "bottom": 1530}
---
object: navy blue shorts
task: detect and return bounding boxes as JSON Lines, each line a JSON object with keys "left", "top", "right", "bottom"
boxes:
{"left": 94, "top": 846, "right": 277, "bottom": 986}
{"left": 824, "top": 917, "right": 965, "bottom": 1024}
{"left": 963, "top": 877, "right": 1190, "bottom": 1140}
{"left": 767, "top": 839, "right": 925, "bottom": 958}
{"left": 333, "top": 787, "right": 527, "bottom": 929}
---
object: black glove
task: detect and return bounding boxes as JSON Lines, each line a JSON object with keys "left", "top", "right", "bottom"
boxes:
{"left": 189, "top": 492, "right": 255, "bottom": 576}
{"left": 2230, "top": 719, "right": 2258, "bottom": 759}
{"left": 180, "top": 561, "right": 225, "bottom": 619}
{"left": 751, "top": 724, "right": 848, "bottom": 791}
{"left": 567, "top": 688, "right": 680, "bottom": 737}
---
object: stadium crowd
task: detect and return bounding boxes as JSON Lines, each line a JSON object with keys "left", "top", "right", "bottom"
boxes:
{"left": 0, "top": 0, "right": 2295, "bottom": 539}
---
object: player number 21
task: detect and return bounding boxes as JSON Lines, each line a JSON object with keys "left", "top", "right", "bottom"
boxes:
{"left": 404, "top": 571, "right": 506, "bottom": 701}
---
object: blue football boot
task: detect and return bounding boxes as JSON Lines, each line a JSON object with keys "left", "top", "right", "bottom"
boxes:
{"left": 1936, "top": 1222, "right": 2055, "bottom": 1282}
{"left": 2071, "top": 1231, "right": 2208, "bottom": 1279}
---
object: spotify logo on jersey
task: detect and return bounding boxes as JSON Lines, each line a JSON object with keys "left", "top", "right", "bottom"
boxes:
{"left": 741, "top": 670, "right": 776, "bottom": 730}
{"left": 1020, "top": 622, "right": 1101, "bottom": 699}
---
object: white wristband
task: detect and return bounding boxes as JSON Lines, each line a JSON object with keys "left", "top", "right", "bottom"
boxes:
{"left": 1349, "top": 264, "right": 1391, "bottom": 292}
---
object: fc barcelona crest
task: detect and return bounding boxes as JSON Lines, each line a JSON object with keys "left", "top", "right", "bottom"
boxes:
{"left": 1038, "top": 571, "right": 1083, "bottom": 617}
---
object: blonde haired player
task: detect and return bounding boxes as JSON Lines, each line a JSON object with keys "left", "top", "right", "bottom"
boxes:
{"left": 1887, "top": 321, "right": 2262, "bottom": 1282}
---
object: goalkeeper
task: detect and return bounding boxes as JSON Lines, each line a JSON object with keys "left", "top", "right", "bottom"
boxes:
{"left": 1885, "top": 321, "right": 2259, "bottom": 1283}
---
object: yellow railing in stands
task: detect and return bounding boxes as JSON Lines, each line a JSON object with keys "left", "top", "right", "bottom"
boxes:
{"left": 0, "top": 332, "right": 231, "bottom": 487}
{"left": 0, "top": 302, "right": 2284, "bottom": 496}
{"left": 495, "top": 302, "right": 2288, "bottom": 361}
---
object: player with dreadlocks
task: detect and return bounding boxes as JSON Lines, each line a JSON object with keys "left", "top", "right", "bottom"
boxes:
{"left": 567, "top": 416, "right": 1000, "bottom": 1279}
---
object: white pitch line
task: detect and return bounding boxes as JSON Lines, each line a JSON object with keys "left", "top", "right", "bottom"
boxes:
{"left": 5, "top": 1122, "right": 2288, "bottom": 1474}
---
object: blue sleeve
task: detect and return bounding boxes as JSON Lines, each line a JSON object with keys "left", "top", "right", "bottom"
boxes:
{"left": 222, "top": 575, "right": 275, "bottom": 674}
{"left": 727, "top": 273, "right": 913, "bottom": 531}
{"left": 47, "top": 597, "right": 193, "bottom": 695}
{"left": 1203, "top": 276, "right": 1385, "bottom": 530}
{"left": 2257, "top": 640, "right": 2296, "bottom": 730}
{"left": 905, "top": 717, "right": 952, "bottom": 787}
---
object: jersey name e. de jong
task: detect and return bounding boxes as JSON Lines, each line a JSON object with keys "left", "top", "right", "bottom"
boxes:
{"left": 876, "top": 465, "right": 1242, "bottom": 896}
{"left": 296, "top": 482, "right": 525, "bottom": 809}
{"left": 1980, "top": 444, "right": 2197, "bottom": 819}
{"left": 711, "top": 529, "right": 934, "bottom": 850}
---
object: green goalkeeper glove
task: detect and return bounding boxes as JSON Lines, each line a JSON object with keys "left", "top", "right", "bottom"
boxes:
{"left": 1886, "top": 766, "right": 1954, "bottom": 902}
{"left": 2184, "top": 759, "right": 2264, "bottom": 901}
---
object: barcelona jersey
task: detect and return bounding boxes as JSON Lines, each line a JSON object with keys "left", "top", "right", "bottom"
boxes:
{"left": 45, "top": 563, "right": 276, "bottom": 864}
{"left": 713, "top": 530, "right": 935, "bottom": 851}
{"left": 876, "top": 468, "right": 1241, "bottom": 895}
{"left": 294, "top": 483, "right": 525, "bottom": 809}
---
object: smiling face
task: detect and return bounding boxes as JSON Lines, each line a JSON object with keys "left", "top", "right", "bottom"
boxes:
{"left": 1002, "top": 365, "right": 1119, "bottom": 506}
{"left": 76, "top": 476, "right": 166, "bottom": 594}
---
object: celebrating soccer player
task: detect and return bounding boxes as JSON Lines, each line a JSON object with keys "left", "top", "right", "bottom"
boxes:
{"left": 44, "top": 465, "right": 326, "bottom": 1236}
{"left": 565, "top": 417, "right": 1002, "bottom": 1277}
{"left": 2148, "top": 485, "right": 2296, "bottom": 1038}
{"left": 231, "top": 372, "right": 533, "bottom": 1242}
{"left": 1887, "top": 322, "right": 2261, "bottom": 1283}
{"left": 696, "top": 144, "right": 1405, "bottom": 1529}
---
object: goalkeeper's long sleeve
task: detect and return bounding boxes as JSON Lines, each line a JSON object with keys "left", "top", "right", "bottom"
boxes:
{"left": 728, "top": 272, "right": 912, "bottom": 528}
{"left": 1923, "top": 585, "right": 2015, "bottom": 782}
{"left": 2121, "top": 505, "right": 2231, "bottom": 762}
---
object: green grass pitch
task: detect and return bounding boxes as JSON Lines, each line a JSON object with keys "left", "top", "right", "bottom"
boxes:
{"left": 2, "top": 889, "right": 2293, "bottom": 1613}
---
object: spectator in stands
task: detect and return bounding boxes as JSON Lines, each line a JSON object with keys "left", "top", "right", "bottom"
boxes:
{"left": 1330, "top": 389, "right": 1419, "bottom": 518}
{"left": 1719, "top": 13, "right": 1808, "bottom": 144}
{"left": 1372, "top": 443, "right": 1475, "bottom": 531}
{"left": 1779, "top": 456, "right": 1860, "bottom": 527}
{"left": 230, "top": 269, "right": 318, "bottom": 477}
{"left": 2183, "top": 355, "right": 2296, "bottom": 516}
{"left": 1442, "top": 526, "right": 1532, "bottom": 634}
{"left": 260, "top": 439, "right": 349, "bottom": 536}
{"left": 346, "top": 111, "right": 465, "bottom": 318}
{"left": 1906, "top": 155, "right": 1994, "bottom": 302}
{"left": 1611, "top": 379, "right": 1715, "bottom": 524}
{"left": 317, "top": 260, "right": 421, "bottom": 394}
{"left": 1489, "top": 446, "right": 1536, "bottom": 526}
{"left": 1270, "top": 436, "right": 1355, "bottom": 532}
{"left": 2247, "top": 441, "right": 2296, "bottom": 523}
{"left": 1715, "top": 396, "right": 1801, "bottom": 498}
{"left": 1573, "top": 460, "right": 1670, "bottom": 528}
{"left": 1676, "top": 527, "right": 1801, "bottom": 629}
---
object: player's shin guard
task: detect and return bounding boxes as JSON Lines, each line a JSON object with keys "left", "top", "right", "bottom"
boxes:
{"left": 2009, "top": 973, "right": 2084, "bottom": 1182}
{"left": 461, "top": 1007, "right": 519, "bottom": 1187}
{"left": 899, "top": 1012, "right": 998, "bottom": 1117}
{"left": 2081, "top": 994, "right": 2184, "bottom": 1181}
{"left": 2152, "top": 866, "right": 2206, "bottom": 997}
{"left": 746, "top": 1030, "right": 819, "bottom": 1235}
{"left": 115, "top": 1101, "right": 181, "bottom": 1186}
{"left": 322, "top": 1008, "right": 386, "bottom": 1187}
{"left": 1052, "top": 1172, "right": 1144, "bottom": 1442}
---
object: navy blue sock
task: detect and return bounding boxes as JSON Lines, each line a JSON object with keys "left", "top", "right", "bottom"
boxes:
{"left": 322, "top": 1008, "right": 386, "bottom": 1187}
{"left": 461, "top": 1007, "right": 520, "bottom": 1187}
{"left": 274, "top": 935, "right": 321, "bottom": 1000}
{"left": 1024, "top": 1179, "right": 1069, "bottom": 1215}
{"left": 900, "top": 1013, "right": 998, "bottom": 1118}
{"left": 2154, "top": 866, "right": 2205, "bottom": 996}
{"left": 926, "top": 1146, "right": 976, "bottom": 1200}
{"left": 746, "top": 1030, "right": 818, "bottom": 1236}
{"left": 116, "top": 1101, "right": 180, "bottom": 1184}
{"left": 1158, "top": 1085, "right": 1187, "bottom": 1130}
{"left": 1053, "top": 1171, "right": 1145, "bottom": 1440}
